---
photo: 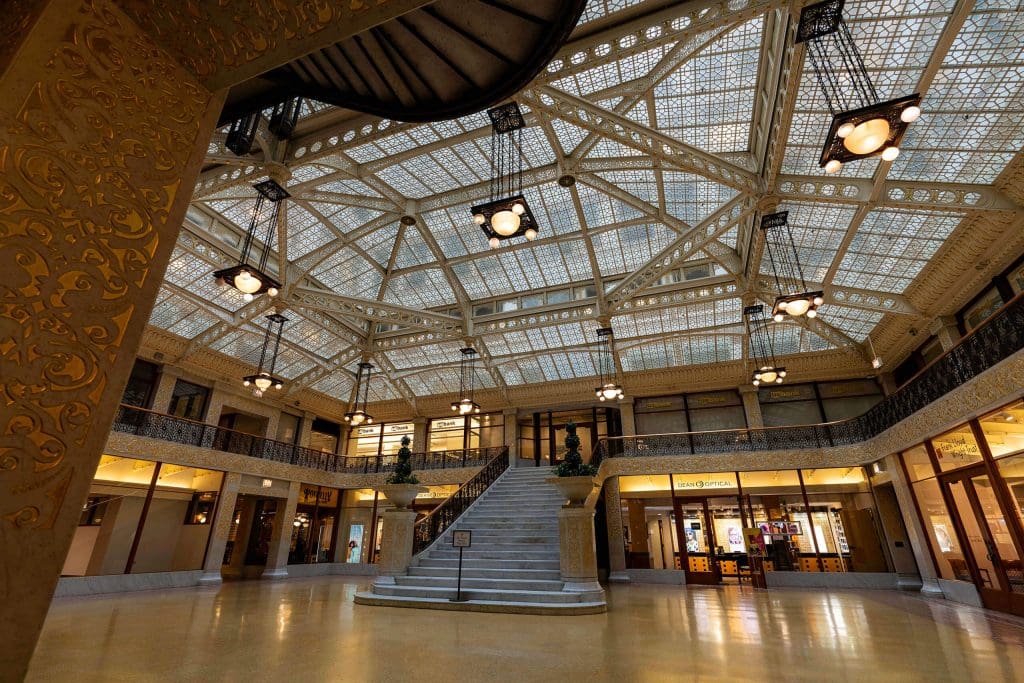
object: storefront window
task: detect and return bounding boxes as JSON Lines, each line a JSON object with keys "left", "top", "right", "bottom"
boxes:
{"left": 380, "top": 423, "right": 414, "bottom": 455}
{"left": 310, "top": 418, "right": 341, "bottom": 454}
{"left": 168, "top": 380, "right": 209, "bottom": 421}
{"left": 962, "top": 287, "right": 1005, "bottom": 332}
{"left": 759, "top": 383, "right": 823, "bottom": 427}
{"left": 978, "top": 400, "right": 1024, "bottom": 458}
{"left": 62, "top": 456, "right": 225, "bottom": 576}
{"left": 276, "top": 413, "right": 301, "bottom": 444}
{"left": 635, "top": 396, "right": 687, "bottom": 435}
{"left": 470, "top": 413, "right": 503, "bottom": 449}
{"left": 817, "top": 379, "right": 882, "bottom": 422}
{"left": 930, "top": 424, "right": 983, "bottom": 472}
{"left": 902, "top": 444, "right": 936, "bottom": 481}
{"left": 997, "top": 454, "right": 1024, "bottom": 542}
{"left": 429, "top": 417, "right": 466, "bottom": 451}
{"left": 289, "top": 484, "right": 341, "bottom": 564}
{"left": 338, "top": 489, "right": 377, "bottom": 564}
{"left": 687, "top": 391, "right": 745, "bottom": 431}
{"left": 738, "top": 469, "right": 802, "bottom": 493}
{"left": 912, "top": 478, "right": 966, "bottom": 582}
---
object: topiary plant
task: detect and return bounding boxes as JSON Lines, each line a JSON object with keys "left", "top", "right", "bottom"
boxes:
{"left": 556, "top": 421, "right": 598, "bottom": 477}
{"left": 386, "top": 435, "right": 420, "bottom": 484}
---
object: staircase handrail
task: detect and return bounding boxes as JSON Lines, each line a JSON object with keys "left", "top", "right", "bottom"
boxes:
{"left": 412, "top": 446, "right": 510, "bottom": 554}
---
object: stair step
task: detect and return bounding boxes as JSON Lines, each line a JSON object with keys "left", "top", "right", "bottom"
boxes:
{"left": 408, "top": 566, "right": 562, "bottom": 580}
{"left": 373, "top": 584, "right": 582, "bottom": 604}
{"left": 395, "top": 576, "right": 565, "bottom": 591}
{"left": 429, "top": 549, "right": 559, "bottom": 560}
{"left": 449, "top": 534, "right": 558, "bottom": 543}
{"left": 417, "top": 557, "right": 561, "bottom": 570}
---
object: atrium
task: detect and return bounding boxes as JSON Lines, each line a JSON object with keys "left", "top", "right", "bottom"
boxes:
{"left": 2, "top": 0, "right": 1024, "bottom": 680}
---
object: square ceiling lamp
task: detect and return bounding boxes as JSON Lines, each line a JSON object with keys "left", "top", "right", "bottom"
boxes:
{"left": 471, "top": 102, "right": 539, "bottom": 249}
{"left": 451, "top": 347, "right": 481, "bottom": 415}
{"left": 242, "top": 313, "right": 288, "bottom": 397}
{"left": 744, "top": 305, "right": 787, "bottom": 387}
{"left": 213, "top": 179, "right": 288, "bottom": 301}
{"left": 344, "top": 362, "right": 375, "bottom": 427}
{"left": 760, "top": 211, "right": 824, "bottom": 321}
{"left": 594, "top": 327, "right": 624, "bottom": 401}
{"left": 797, "top": 0, "right": 921, "bottom": 173}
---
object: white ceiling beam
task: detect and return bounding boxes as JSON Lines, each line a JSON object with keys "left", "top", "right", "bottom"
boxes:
{"left": 774, "top": 175, "right": 1024, "bottom": 213}
{"left": 289, "top": 286, "right": 464, "bottom": 336}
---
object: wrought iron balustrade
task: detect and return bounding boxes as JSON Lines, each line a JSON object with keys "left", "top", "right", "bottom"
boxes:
{"left": 413, "top": 447, "right": 510, "bottom": 555}
{"left": 110, "top": 404, "right": 497, "bottom": 475}
{"left": 595, "top": 292, "right": 1024, "bottom": 462}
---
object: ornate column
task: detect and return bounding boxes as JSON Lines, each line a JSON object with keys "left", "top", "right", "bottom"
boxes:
{"left": 0, "top": 3, "right": 219, "bottom": 677}
{"left": 886, "top": 453, "right": 942, "bottom": 595}
{"left": 603, "top": 476, "right": 629, "bottom": 582}
{"left": 199, "top": 472, "right": 241, "bottom": 584}
{"left": 929, "top": 315, "right": 962, "bottom": 351}
{"left": 413, "top": 417, "right": 428, "bottom": 452}
{"left": 619, "top": 397, "right": 637, "bottom": 436}
{"left": 225, "top": 497, "right": 256, "bottom": 577}
{"left": 503, "top": 407, "right": 519, "bottom": 466}
{"left": 298, "top": 411, "right": 317, "bottom": 449}
{"left": 263, "top": 481, "right": 300, "bottom": 579}
{"left": 739, "top": 384, "right": 764, "bottom": 429}
{"left": 149, "top": 366, "right": 183, "bottom": 414}
{"left": 373, "top": 509, "right": 418, "bottom": 585}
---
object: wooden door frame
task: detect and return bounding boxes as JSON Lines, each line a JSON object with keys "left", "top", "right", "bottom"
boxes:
{"left": 672, "top": 496, "right": 722, "bottom": 585}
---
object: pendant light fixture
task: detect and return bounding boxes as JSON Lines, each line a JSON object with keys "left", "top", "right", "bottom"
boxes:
{"left": 213, "top": 179, "right": 287, "bottom": 302}
{"left": 760, "top": 211, "right": 824, "bottom": 321}
{"left": 796, "top": 0, "right": 921, "bottom": 173}
{"left": 745, "top": 304, "right": 787, "bottom": 387}
{"left": 242, "top": 313, "right": 288, "bottom": 397}
{"left": 594, "top": 327, "right": 624, "bottom": 401}
{"left": 451, "top": 347, "right": 481, "bottom": 415}
{"left": 867, "top": 335, "right": 883, "bottom": 369}
{"left": 344, "top": 362, "right": 375, "bottom": 427}
{"left": 225, "top": 111, "right": 259, "bottom": 156}
{"left": 471, "top": 102, "right": 538, "bottom": 249}
{"left": 268, "top": 97, "right": 302, "bottom": 140}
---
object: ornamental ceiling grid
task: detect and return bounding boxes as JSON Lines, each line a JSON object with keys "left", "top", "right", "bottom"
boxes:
{"left": 168, "top": 0, "right": 1024, "bottom": 411}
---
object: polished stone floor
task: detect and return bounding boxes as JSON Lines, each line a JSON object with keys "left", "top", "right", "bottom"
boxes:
{"left": 28, "top": 577, "right": 1024, "bottom": 682}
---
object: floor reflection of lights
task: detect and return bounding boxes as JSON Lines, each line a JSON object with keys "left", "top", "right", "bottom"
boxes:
{"left": 28, "top": 577, "right": 1024, "bottom": 681}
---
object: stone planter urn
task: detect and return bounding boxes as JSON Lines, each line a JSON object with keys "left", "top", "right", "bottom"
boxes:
{"left": 546, "top": 476, "right": 598, "bottom": 507}
{"left": 380, "top": 483, "right": 426, "bottom": 510}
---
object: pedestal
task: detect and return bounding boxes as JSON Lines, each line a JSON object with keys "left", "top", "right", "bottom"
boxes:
{"left": 557, "top": 507, "right": 606, "bottom": 602}
{"left": 373, "top": 509, "right": 418, "bottom": 586}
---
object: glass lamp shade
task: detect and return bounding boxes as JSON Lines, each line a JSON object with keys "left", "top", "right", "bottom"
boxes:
{"left": 254, "top": 374, "right": 273, "bottom": 391}
{"left": 234, "top": 270, "right": 262, "bottom": 294}
{"left": 758, "top": 367, "right": 778, "bottom": 384}
{"left": 901, "top": 105, "right": 921, "bottom": 123}
{"left": 785, "top": 298, "right": 811, "bottom": 317}
{"left": 491, "top": 209, "right": 520, "bottom": 236}
{"left": 524, "top": 228, "right": 537, "bottom": 241}
{"left": 488, "top": 236, "right": 500, "bottom": 249}
{"left": 842, "top": 118, "right": 890, "bottom": 155}
{"left": 346, "top": 411, "right": 372, "bottom": 426}
{"left": 458, "top": 399, "right": 473, "bottom": 415}
{"left": 825, "top": 159, "right": 842, "bottom": 174}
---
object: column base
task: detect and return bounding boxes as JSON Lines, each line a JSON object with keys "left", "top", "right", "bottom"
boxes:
{"left": 261, "top": 568, "right": 289, "bottom": 580}
{"left": 608, "top": 571, "right": 631, "bottom": 583}
{"left": 562, "top": 581, "right": 606, "bottom": 602}
{"left": 372, "top": 575, "right": 398, "bottom": 587}
{"left": 918, "top": 578, "right": 944, "bottom": 596}
{"left": 197, "top": 571, "right": 224, "bottom": 586}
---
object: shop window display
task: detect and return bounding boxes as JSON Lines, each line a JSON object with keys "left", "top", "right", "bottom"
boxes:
{"left": 979, "top": 400, "right": 1024, "bottom": 458}
{"left": 931, "top": 424, "right": 984, "bottom": 472}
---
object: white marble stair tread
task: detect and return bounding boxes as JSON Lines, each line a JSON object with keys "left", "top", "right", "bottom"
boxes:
{"left": 373, "top": 584, "right": 584, "bottom": 603}
{"left": 352, "top": 592, "right": 607, "bottom": 615}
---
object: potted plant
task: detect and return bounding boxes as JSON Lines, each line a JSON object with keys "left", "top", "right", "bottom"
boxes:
{"left": 380, "top": 436, "right": 426, "bottom": 509}
{"left": 547, "top": 421, "right": 599, "bottom": 506}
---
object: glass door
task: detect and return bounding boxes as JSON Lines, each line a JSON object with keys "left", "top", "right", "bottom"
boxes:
{"left": 673, "top": 497, "right": 721, "bottom": 585}
{"left": 942, "top": 467, "right": 1024, "bottom": 616}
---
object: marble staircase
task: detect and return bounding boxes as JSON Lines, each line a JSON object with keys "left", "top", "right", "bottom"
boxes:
{"left": 354, "top": 467, "right": 606, "bottom": 614}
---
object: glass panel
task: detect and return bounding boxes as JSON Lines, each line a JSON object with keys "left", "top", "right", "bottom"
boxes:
{"left": 761, "top": 400, "right": 823, "bottom": 427}
{"left": 931, "top": 425, "right": 984, "bottom": 472}
{"left": 738, "top": 470, "right": 802, "bottom": 493}
{"left": 672, "top": 472, "right": 738, "bottom": 496}
{"left": 979, "top": 400, "right": 1024, "bottom": 458}
{"left": 963, "top": 288, "right": 1005, "bottom": 331}
{"left": 276, "top": 413, "right": 300, "bottom": 444}
{"left": 380, "top": 422, "right": 414, "bottom": 455}
{"left": 902, "top": 444, "right": 936, "bottom": 481}
{"left": 619, "top": 475, "right": 672, "bottom": 494}
{"left": 912, "top": 478, "right": 966, "bottom": 582}
{"left": 800, "top": 467, "right": 868, "bottom": 491}
{"left": 347, "top": 424, "right": 381, "bottom": 457}
{"left": 689, "top": 406, "right": 746, "bottom": 431}
{"left": 429, "top": 417, "right": 465, "bottom": 452}
{"left": 971, "top": 475, "right": 1023, "bottom": 595}
{"left": 997, "top": 454, "right": 1024, "bottom": 537}
{"left": 948, "top": 480, "right": 996, "bottom": 589}
{"left": 636, "top": 410, "right": 687, "bottom": 435}
{"left": 168, "top": 380, "right": 209, "bottom": 420}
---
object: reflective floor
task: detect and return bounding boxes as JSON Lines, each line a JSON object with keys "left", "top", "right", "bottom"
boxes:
{"left": 29, "top": 577, "right": 1024, "bottom": 682}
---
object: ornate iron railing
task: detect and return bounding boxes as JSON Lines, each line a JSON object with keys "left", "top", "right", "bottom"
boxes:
{"left": 110, "top": 404, "right": 499, "bottom": 474}
{"left": 412, "top": 447, "right": 510, "bottom": 555}
{"left": 595, "top": 291, "right": 1024, "bottom": 463}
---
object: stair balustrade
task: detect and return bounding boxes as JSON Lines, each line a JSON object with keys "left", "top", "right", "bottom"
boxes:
{"left": 412, "top": 447, "right": 510, "bottom": 554}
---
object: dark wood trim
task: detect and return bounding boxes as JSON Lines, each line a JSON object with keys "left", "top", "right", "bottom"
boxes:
{"left": 124, "top": 462, "right": 162, "bottom": 574}
{"left": 936, "top": 467, "right": 986, "bottom": 588}
{"left": 970, "top": 419, "right": 1024, "bottom": 563}
{"left": 797, "top": 469, "right": 824, "bottom": 572}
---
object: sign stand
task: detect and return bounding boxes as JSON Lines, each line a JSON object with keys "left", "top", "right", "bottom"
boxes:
{"left": 450, "top": 530, "right": 471, "bottom": 602}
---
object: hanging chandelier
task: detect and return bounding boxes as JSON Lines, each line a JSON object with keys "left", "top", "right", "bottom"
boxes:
{"left": 268, "top": 97, "right": 302, "bottom": 140}
{"left": 225, "top": 111, "right": 259, "bottom": 156}
{"left": 594, "top": 327, "right": 624, "bottom": 402}
{"left": 451, "top": 347, "right": 481, "bottom": 415}
{"left": 243, "top": 313, "right": 288, "bottom": 397}
{"left": 213, "top": 179, "right": 287, "bottom": 301}
{"left": 797, "top": 0, "right": 921, "bottom": 173}
{"left": 344, "top": 362, "right": 375, "bottom": 427}
{"left": 744, "top": 305, "right": 787, "bottom": 387}
{"left": 760, "top": 211, "right": 824, "bottom": 321}
{"left": 471, "top": 102, "right": 538, "bottom": 249}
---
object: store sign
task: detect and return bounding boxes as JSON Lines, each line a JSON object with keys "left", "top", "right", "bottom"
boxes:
{"left": 386, "top": 423, "right": 413, "bottom": 434}
{"left": 674, "top": 478, "right": 734, "bottom": 490}
{"left": 299, "top": 486, "right": 338, "bottom": 507}
{"left": 934, "top": 434, "right": 981, "bottom": 462}
{"left": 432, "top": 418, "right": 463, "bottom": 430}
{"left": 355, "top": 425, "right": 381, "bottom": 436}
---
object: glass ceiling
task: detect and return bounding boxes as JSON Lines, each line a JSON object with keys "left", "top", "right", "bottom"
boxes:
{"left": 163, "top": 0, "right": 1024, "bottom": 409}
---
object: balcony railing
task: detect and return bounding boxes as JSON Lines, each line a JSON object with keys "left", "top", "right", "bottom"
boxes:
{"left": 413, "top": 446, "right": 510, "bottom": 555}
{"left": 110, "top": 404, "right": 500, "bottom": 474}
{"left": 596, "top": 291, "right": 1024, "bottom": 463}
